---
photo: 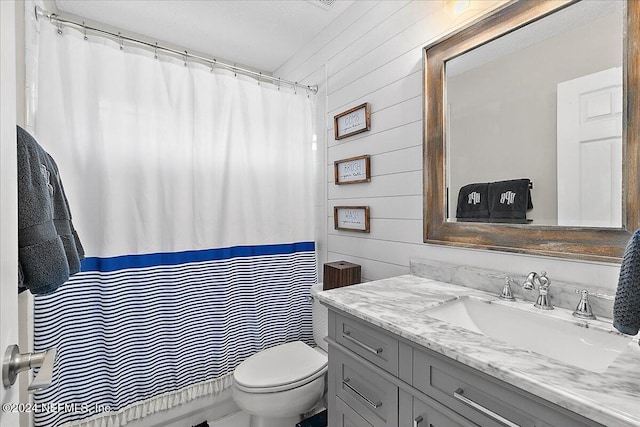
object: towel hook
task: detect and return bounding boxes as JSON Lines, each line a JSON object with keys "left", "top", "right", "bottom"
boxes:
{"left": 82, "top": 21, "right": 88, "bottom": 41}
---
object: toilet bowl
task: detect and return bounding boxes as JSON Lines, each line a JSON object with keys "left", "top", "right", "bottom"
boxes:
{"left": 231, "top": 283, "right": 328, "bottom": 427}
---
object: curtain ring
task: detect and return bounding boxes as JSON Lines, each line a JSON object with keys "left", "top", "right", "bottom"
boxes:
{"left": 54, "top": 16, "right": 62, "bottom": 35}
{"left": 184, "top": 51, "right": 188, "bottom": 67}
{"left": 294, "top": 82, "right": 298, "bottom": 95}
{"left": 154, "top": 42, "right": 158, "bottom": 60}
{"left": 118, "top": 32, "right": 123, "bottom": 51}
{"left": 210, "top": 59, "right": 216, "bottom": 73}
{"left": 258, "top": 72, "right": 262, "bottom": 86}
{"left": 277, "top": 77, "right": 281, "bottom": 91}
{"left": 50, "top": 14, "right": 62, "bottom": 34}
{"left": 82, "top": 21, "right": 88, "bottom": 41}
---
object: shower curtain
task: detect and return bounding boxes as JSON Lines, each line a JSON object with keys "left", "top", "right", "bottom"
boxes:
{"left": 30, "top": 17, "right": 316, "bottom": 427}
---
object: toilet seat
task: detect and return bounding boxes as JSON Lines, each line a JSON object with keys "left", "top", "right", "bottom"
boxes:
{"left": 233, "top": 341, "right": 328, "bottom": 393}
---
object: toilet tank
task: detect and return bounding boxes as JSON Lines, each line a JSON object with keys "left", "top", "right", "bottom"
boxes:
{"left": 310, "top": 283, "right": 328, "bottom": 352}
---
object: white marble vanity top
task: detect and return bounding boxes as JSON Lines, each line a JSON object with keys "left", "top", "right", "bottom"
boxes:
{"left": 316, "top": 275, "right": 640, "bottom": 427}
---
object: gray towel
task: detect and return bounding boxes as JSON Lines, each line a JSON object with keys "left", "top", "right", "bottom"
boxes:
{"left": 613, "top": 229, "right": 640, "bottom": 335}
{"left": 17, "top": 126, "right": 84, "bottom": 295}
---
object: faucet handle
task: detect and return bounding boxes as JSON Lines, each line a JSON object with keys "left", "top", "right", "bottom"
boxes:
{"left": 499, "top": 276, "right": 515, "bottom": 300}
{"left": 576, "top": 289, "right": 614, "bottom": 301}
{"left": 538, "top": 271, "right": 550, "bottom": 290}
{"left": 573, "top": 289, "right": 596, "bottom": 320}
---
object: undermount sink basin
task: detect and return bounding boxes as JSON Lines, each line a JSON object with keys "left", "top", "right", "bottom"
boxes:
{"left": 425, "top": 297, "right": 632, "bottom": 373}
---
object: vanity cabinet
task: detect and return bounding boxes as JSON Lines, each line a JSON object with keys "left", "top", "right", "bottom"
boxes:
{"left": 398, "top": 391, "right": 475, "bottom": 427}
{"left": 330, "top": 347, "right": 398, "bottom": 427}
{"left": 327, "top": 309, "right": 603, "bottom": 427}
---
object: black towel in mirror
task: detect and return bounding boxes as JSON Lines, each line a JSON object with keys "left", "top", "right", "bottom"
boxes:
{"left": 488, "top": 178, "right": 533, "bottom": 220}
{"left": 456, "top": 182, "right": 489, "bottom": 220}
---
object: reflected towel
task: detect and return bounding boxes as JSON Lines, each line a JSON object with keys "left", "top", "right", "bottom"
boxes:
{"left": 488, "top": 178, "right": 533, "bottom": 220}
{"left": 456, "top": 182, "right": 489, "bottom": 219}
{"left": 614, "top": 229, "right": 640, "bottom": 335}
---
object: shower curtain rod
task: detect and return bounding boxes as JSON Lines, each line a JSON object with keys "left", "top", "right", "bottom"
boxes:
{"left": 34, "top": 6, "right": 318, "bottom": 95}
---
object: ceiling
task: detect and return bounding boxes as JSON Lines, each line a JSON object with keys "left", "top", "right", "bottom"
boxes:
{"left": 54, "top": 0, "right": 356, "bottom": 73}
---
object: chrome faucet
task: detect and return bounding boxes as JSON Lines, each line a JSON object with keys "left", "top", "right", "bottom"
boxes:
{"left": 522, "top": 271, "right": 553, "bottom": 310}
{"left": 573, "top": 289, "right": 595, "bottom": 319}
{"left": 498, "top": 276, "right": 516, "bottom": 300}
{"left": 572, "top": 289, "right": 614, "bottom": 320}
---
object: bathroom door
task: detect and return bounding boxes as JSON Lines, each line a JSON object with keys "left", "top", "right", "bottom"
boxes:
{"left": 0, "top": 1, "right": 20, "bottom": 426}
{"left": 557, "top": 67, "right": 623, "bottom": 227}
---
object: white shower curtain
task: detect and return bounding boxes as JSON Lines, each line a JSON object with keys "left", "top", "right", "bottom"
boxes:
{"left": 31, "top": 18, "right": 317, "bottom": 427}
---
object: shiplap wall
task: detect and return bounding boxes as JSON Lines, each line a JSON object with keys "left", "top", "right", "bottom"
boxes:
{"left": 276, "top": 0, "right": 622, "bottom": 290}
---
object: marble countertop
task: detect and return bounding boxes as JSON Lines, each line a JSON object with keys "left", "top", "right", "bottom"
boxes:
{"left": 316, "top": 275, "right": 640, "bottom": 427}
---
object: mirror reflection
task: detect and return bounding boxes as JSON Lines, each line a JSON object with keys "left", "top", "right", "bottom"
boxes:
{"left": 445, "top": 0, "right": 623, "bottom": 227}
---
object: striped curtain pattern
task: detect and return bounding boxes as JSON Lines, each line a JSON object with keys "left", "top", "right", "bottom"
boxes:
{"left": 31, "top": 17, "right": 317, "bottom": 427}
{"left": 33, "top": 244, "right": 316, "bottom": 427}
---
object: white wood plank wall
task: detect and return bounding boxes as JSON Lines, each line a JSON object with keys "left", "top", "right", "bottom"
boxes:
{"left": 276, "top": 0, "right": 622, "bottom": 289}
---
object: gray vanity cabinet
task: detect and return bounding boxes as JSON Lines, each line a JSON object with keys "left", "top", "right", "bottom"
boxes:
{"left": 330, "top": 347, "right": 398, "bottom": 427}
{"left": 334, "top": 396, "right": 376, "bottom": 427}
{"left": 327, "top": 309, "right": 603, "bottom": 427}
{"left": 398, "top": 390, "right": 476, "bottom": 427}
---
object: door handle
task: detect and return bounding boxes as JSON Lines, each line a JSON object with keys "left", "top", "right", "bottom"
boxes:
{"left": 3, "top": 345, "right": 57, "bottom": 392}
{"left": 413, "top": 415, "right": 424, "bottom": 427}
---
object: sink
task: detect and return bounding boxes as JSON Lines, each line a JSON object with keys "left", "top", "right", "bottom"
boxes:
{"left": 425, "top": 297, "right": 632, "bottom": 373}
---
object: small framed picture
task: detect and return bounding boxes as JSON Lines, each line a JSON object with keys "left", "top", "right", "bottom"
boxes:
{"left": 334, "top": 206, "right": 370, "bottom": 233}
{"left": 334, "top": 103, "right": 371, "bottom": 140}
{"left": 334, "top": 155, "right": 371, "bottom": 185}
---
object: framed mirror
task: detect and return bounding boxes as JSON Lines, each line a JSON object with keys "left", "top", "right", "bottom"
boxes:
{"left": 424, "top": 0, "right": 639, "bottom": 262}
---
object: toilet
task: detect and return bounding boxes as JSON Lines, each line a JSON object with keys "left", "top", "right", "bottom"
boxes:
{"left": 232, "top": 283, "right": 328, "bottom": 427}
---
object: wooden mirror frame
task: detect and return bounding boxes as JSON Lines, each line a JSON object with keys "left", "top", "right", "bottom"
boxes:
{"left": 424, "top": 0, "right": 639, "bottom": 263}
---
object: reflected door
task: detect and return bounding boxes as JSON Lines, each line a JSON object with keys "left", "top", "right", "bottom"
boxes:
{"left": 557, "top": 67, "right": 622, "bottom": 227}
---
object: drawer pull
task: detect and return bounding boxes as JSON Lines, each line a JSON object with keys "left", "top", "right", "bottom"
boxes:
{"left": 343, "top": 330, "right": 383, "bottom": 355}
{"left": 413, "top": 415, "right": 424, "bottom": 427}
{"left": 453, "top": 388, "right": 520, "bottom": 427}
{"left": 343, "top": 378, "right": 382, "bottom": 409}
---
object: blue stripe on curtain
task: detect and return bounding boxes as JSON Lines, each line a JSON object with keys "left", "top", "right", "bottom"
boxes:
{"left": 81, "top": 242, "right": 315, "bottom": 272}
{"left": 33, "top": 243, "right": 316, "bottom": 427}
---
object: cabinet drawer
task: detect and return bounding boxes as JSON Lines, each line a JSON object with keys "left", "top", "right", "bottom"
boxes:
{"left": 399, "top": 390, "right": 477, "bottom": 427}
{"left": 333, "top": 348, "right": 398, "bottom": 427}
{"left": 335, "top": 397, "right": 374, "bottom": 427}
{"left": 413, "top": 348, "right": 602, "bottom": 427}
{"left": 335, "top": 313, "right": 399, "bottom": 375}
